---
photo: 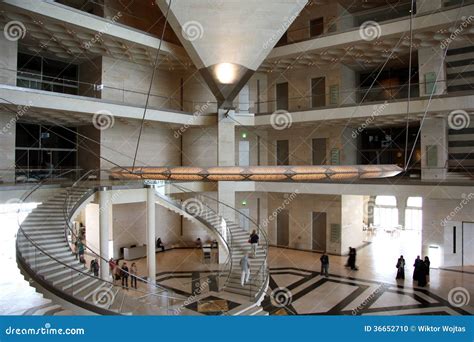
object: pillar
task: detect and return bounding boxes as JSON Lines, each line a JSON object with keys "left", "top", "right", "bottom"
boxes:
{"left": 397, "top": 195, "right": 408, "bottom": 228}
{"left": 418, "top": 46, "right": 447, "bottom": 97}
{"left": 146, "top": 186, "right": 156, "bottom": 283}
{"left": 99, "top": 187, "right": 110, "bottom": 280}
{"left": 0, "top": 34, "right": 18, "bottom": 183}
{"left": 421, "top": 117, "right": 448, "bottom": 180}
{"left": 217, "top": 109, "right": 235, "bottom": 263}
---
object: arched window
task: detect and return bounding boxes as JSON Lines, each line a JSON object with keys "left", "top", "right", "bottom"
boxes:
{"left": 374, "top": 196, "right": 398, "bottom": 228}
{"left": 405, "top": 197, "right": 422, "bottom": 231}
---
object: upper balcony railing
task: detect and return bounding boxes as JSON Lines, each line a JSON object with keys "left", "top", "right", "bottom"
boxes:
{"left": 274, "top": 0, "right": 474, "bottom": 48}
{"left": 251, "top": 80, "right": 473, "bottom": 115}
{"left": 8, "top": 68, "right": 218, "bottom": 114}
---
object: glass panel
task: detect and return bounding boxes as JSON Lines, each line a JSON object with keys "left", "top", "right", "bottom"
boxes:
{"left": 375, "top": 195, "right": 397, "bottom": 206}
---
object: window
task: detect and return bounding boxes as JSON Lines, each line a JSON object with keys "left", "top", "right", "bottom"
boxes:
{"left": 17, "top": 53, "right": 79, "bottom": 95}
{"left": 375, "top": 196, "right": 397, "bottom": 206}
{"left": 310, "top": 17, "right": 324, "bottom": 37}
{"left": 374, "top": 196, "right": 398, "bottom": 228}
{"left": 405, "top": 197, "right": 422, "bottom": 231}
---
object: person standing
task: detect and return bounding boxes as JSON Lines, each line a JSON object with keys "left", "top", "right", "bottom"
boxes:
{"left": 249, "top": 230, "right": 259, "bottom": 258}
{"left": 417, "top": 259, "right": 428, "bottom": 287}
{"left": 347, "top": 247, "right": 358, "bottom": 270}
{"left": 114, "top": 262, "right": 122, "bottom": 284}
{"left": 424, "top": 256, "right": 431, "bottom": 284}
{"left": 121, "top": 262, "right": 129, "bottom": 290}
{"left": 109, "top": 258, "right": 116, "bottom": 279}
{"left": 130, "top": 262, "right": 138, "bottom": 289}
{"left": 413, "top": 255, "right": 421, "bottom": 282}
{"left": 90, "top": 258, "right": 99, "bottom": 277}
{"left": 77, "top": 240, "right": 85, "bottom": 264}
{"left": 240, "top": 253, "right": 251, "bottom": 286}
{"left": 396, "top": 255, "right": 405, "bottom": 279}
{"left": 320, "top": 252, "right": 329, "bottom": 277}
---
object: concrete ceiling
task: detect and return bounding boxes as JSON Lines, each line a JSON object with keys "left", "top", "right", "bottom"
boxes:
{"left": 0, "top": 4, "right": 193, "bottom": 71}
{"left": 259, "top": 26, "right": 474, "bottom": 73}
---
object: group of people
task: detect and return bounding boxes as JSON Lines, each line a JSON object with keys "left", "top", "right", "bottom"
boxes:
{"left": 396, "top": 255, "right": 430, "bottom": 286}
{"left": 412, "top": 255, "right": 431, "bottom": 287}
{"left": 108, "top": 258, "right": 138, "bottom": 289}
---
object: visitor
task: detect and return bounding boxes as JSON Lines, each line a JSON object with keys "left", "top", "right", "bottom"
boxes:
{"left": 77, "top": 239, "right": 85, "bottom": 264}
{"left": 195, "top": 238, "right": 202, "bottom": 248}
{"left": 90, "top": 258, "right": 99, "bottom": 277}
{"left": 156, "top": 237, "right": 165, "bottom": 252}
{"left": 320, "top": 251, "right": 329, "bottom": 277}
{"left": 109, "top": 258, "right": 116, "bottom": 279}
{"left": 413, "top": 255, "right": 422, "bottom": 282}
{"left": 121, "top": 262, "right": 129, "bottom": 289}
{"left": 114, "top": 262, "right": 122, "bottom": 284}
{"left": 346, "top": 247, "right": 358, "bottom": 270}
{"left": 424, "top": 256, "right": 431, "bottom": 284}
{"left": 130, "top": 262, "right": 138, "bottom": 289}
{"left": 249, "top": 230, "right": 259, "bottom": 258}
{"left": 396, "top": 255, "right": 405, "bottom": 279}
{"left": 240, "top": 253, "right": 251, "bottom": 286}
{"left": 417, "top": 259, "right": 428, "bottom": 287}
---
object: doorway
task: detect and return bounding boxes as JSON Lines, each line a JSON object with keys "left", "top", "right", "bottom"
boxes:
{"left": 277, "top": 209, "right": 289, "bottom": 247}
{"left": 276, "top": 82, "right": 289, "bottom": 110}
{"left": 312, "top": 212, "right": 327, "bottom": 251}
{"left": 312, "top": 138, "right": 327, "bottom": 165}
{"left": 276, "top": 140, "right": 289, "bottom": 165}
{"left": 311, "top": 77, "right": 326, "bottom": 108}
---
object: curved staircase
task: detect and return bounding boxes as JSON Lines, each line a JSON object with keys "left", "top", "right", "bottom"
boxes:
{"left": 16, "top": 179, "right": 269, "bottom": 315}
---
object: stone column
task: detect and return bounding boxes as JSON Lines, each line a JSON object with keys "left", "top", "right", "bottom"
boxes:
{"left": 418, "top": 46, "right": 447, "bottom": 97}
{"left": 146, "top": 186, "right": 156, "bottom": 283}
{"left": 397, "top": 195, "right": 408, "bottom": 228}
{"left": 217, "top": 109, "right": 235, "bottom": 263}
{"left": 421, "top": 117, "right": 448, "bottom": 180}
{"left": 99, "top": 187, "right": 110, "bottom": 280}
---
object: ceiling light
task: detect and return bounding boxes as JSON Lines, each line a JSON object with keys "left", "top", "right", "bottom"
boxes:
{"left": 215, "top": 63, "right": 236, "bottom": 84}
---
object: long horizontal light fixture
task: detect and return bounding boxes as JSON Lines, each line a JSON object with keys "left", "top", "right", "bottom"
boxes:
{"left": 110, "top": 165, "right": 402, "bottom": 182}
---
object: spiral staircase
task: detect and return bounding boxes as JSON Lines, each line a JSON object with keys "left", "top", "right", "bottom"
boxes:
{"left": 15, "top": 175, "right": 269, "bottom": 316}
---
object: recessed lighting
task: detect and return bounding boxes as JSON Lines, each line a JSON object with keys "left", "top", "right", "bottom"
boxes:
{"left": 215, "top": 63, "right": 236, "bottom": 84}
